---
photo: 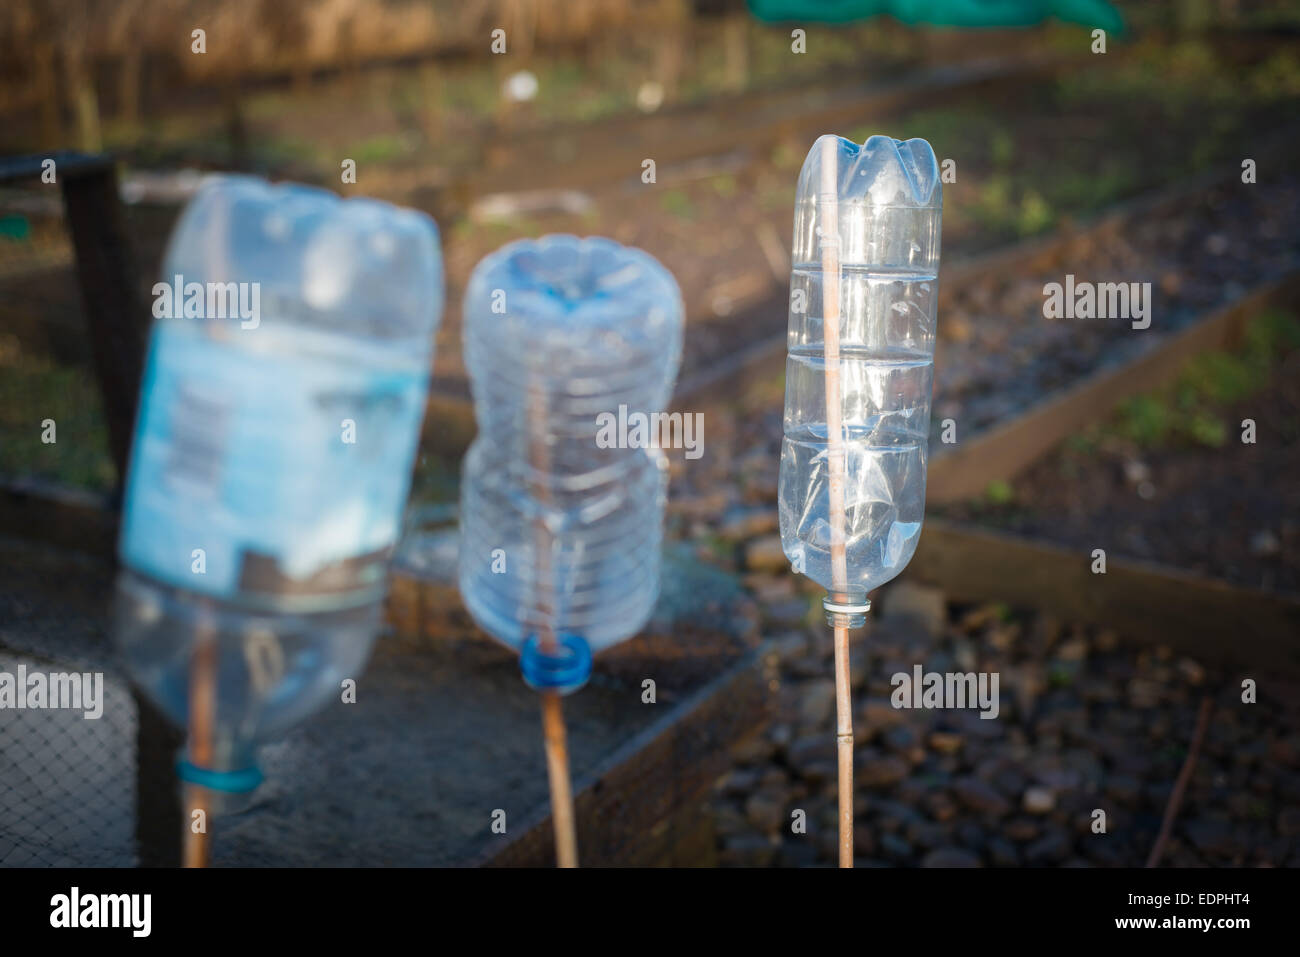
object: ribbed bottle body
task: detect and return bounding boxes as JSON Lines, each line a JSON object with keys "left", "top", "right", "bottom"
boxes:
{"left": 458, "top": 235, "right": 683, "bottom": 653}
{"left": 779, "top": 136, "right": 942, "bottom": 598}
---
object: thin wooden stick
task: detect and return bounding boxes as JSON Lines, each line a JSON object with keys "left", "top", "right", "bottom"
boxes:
{"left": 529, "top": 386, "right": 579, "bottom": 868}
{"left": 832, "top": 622, "right": 853, "bottom": 866}
{"left": 540, "top": 691, "right": 578, "bottom": 868}
{"left": 820, "top": 136, "right": 854, "bottom": 868}
{"left": 1146, "top": 695, "right": 1213, "bottom": 868}
{"left": 183, "top": 610, "right": 217, "bottom": 868}
{"left": 182, "top": 207, "right": 232, "bottom": 870}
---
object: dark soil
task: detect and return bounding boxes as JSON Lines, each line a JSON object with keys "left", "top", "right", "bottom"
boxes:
{"left": 938, "top": 345, "right": 1300, "bottom": 594}
{"left": 934, "top": 172, "right": 1300, "bottom": 444}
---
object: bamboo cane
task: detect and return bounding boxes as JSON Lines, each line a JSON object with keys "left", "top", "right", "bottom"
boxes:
{"left": 183, "top": 609, "right": 217, "bottom": 868}
{"left": 182, "top": 216, "right": 233, "bottom": 870}
{"left": 540, "top": 691, "right": 577, "bottom": 868}
{"left": 820, "top": 136, "right": 855, "bottom": 868}
{"left": 529, "top": 385, "right": 579, "bottom": 868}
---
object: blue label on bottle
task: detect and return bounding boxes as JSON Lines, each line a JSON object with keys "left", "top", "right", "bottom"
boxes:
{"left": 120, "top": 321, "right": 428, "bottom": 609}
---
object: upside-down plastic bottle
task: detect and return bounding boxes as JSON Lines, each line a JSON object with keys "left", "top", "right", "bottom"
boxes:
{"left": 115, "top": 176, "right": 443, "bottom": 793}
{"left": 779, "top": 134, "right": 942, "bottom": 624}
{"left": 458, "top": 234, "right": 683, "bottom": 691}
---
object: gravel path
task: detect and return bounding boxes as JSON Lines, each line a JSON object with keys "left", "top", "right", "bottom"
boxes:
{"left": 710, "top": 585, "right": 1300, "bottom": 867}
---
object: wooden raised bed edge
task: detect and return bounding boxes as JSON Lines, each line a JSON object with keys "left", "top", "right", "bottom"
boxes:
{"left": 473, "top": 639, "right": 774, "bottom": 867}
{"left": 926, "top": 270, "right": 1300, "bottom": 503}
{"left": 909, "top": 518, "right": 1300, "bottom": 676}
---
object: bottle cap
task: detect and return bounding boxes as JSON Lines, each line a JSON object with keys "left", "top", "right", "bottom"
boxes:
{"left": 520, "top": 632, "right": 593, "bottom": 695}
{"left": 176, "top": 757, "right": 264, "bottom": 794}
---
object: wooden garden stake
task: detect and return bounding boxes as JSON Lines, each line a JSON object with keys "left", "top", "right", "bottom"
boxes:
{"left": 530, "top": 386, "right": 579, "bottom": 868}
{"left": 183, "top": 612, "right": 217, "bottom": 868}
{"left": 820, "top": 136, "right": 855, "bottom": 868}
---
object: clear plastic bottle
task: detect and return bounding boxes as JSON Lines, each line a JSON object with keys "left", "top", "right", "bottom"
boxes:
{"left": 458, "top": 235, "right": 683, "bottom": 682}
{"left": 115, "top": 176, "right": 443, "bottom": 784}
{"left": 779, "top": 135, "right": 942, "bottom": 618}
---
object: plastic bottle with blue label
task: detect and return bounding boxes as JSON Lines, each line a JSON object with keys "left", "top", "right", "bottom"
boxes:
{"left": 115, "top": 176, "right": 443, "bottom": 792}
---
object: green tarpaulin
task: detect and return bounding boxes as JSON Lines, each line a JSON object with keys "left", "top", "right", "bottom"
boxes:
{"left": 748, "top": 0, "right": 1124, "bottom": 32}
{"left": 0, "top": 216, "right": 30, "bottom": 241}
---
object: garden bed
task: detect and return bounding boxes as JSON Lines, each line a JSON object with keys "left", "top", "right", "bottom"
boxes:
{"left": 936, "top": 311, "right": 1300, "bottom": 595}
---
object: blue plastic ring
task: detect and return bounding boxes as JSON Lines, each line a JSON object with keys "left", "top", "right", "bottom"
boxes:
{"left": 520, "top": 633, "right": 592, "bottom": 695}
{"left": 176, "top": 758, "right": 264, "bottom": 794}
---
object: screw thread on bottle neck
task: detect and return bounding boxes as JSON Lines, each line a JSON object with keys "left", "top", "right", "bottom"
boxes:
{"left": 823, "top": 591, "right": 870, "bottom": 629}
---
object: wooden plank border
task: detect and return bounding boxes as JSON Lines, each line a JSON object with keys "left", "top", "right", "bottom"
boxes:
{"left": 473, "top": 641, "right": 773, "bottom": 867}
{"left": 926, "top": 271, "right": 1300, "bottom": 503}
{"left": 909, "top": 518, "right": 1300, "bottom": 675}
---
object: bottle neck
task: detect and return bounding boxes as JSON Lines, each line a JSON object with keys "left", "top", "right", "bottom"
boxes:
{"left": 823, "top": 590, "right": 870, "bottom": 629}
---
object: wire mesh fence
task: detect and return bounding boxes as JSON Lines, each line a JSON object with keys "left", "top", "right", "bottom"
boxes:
{"left": 0, "top": 158, "right": 196, "bottom": 868}
{"left": 0, "top": 537, "right": 140, "bottom": 867}
{"left": 0, "top": 651, "right": 136, "bottom": 866}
